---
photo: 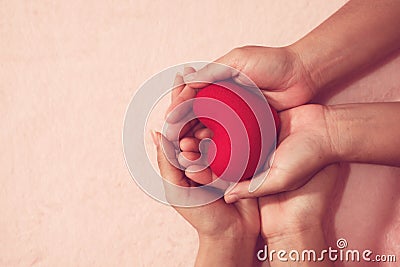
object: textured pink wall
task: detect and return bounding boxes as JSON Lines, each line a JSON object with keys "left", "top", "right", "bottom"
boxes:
{"left": 1, "top": 1, "right": 399, "bottom": 266}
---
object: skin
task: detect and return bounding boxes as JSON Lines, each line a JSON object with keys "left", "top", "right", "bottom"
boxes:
{"left": 291, "top": 0, "right": 400, "bottom": 93}
{"left": 154, "top": 128, "right": 339, "bottom": 267}
{"left": 179, "top": 0, "right": 400, "bottom": 112}
{"left": 161, "top": 67, "right": 338, "bottom": 266}
{"left": 170, "top": 0, "right": 400, "bottom": 208}
{"left": 258, "top": 165, "right": 338, "bottom": 267}
{"left": 158, "top": 0, "right": 400, "bottom": 266}
{"left": 224, "top": 102, "right": 400, "bottom": 200}
{"left": 177, "top": 130, "right": 338, "bottom": 267}
{"left": 161, "top": 74, "right": 341, "bottom": 266}
{"left": 157, "top": 72, "right": 259, "bottom": 267}
{"left": 152, "top": 131, "right": 260, "bottom": 267}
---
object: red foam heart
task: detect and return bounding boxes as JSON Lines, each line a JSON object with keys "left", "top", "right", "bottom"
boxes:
{"left": 193, "top": 81, "right": 280, "bottom": 182}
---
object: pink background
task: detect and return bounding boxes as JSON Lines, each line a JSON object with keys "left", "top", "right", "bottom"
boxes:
{"left": 1, "top": 1, "right": 399, "bottom": 266}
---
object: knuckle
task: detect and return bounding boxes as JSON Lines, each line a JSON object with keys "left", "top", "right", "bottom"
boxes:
{"left": 227, "top": 48, "right": 245, "bottom": 71}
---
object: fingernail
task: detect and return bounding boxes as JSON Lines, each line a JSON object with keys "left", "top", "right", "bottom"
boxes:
{"left": 248, "top": 174, "right": 265, "bottom": 192}
{"left": 224, "top": 194, "right": 238, "bottom": 204}
{"left": 151, "top": 130, "right": 160, "bottom": 147}
{"left": 225, "top": 182, "right": 236, "bottom": 194}
{"left": 248, "top": 184, "right": 259, "bottom": 193}
{"left": 183, "top": 73, "right": 196, "bottom": 82}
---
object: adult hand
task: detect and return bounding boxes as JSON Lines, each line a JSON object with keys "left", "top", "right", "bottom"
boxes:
{"left": 223, "top": 104, "right": 338, "bottom": 202}
{"left": 171, "top": 46, "right": 316, "bottom": 113}
{"left": 259, "top": 165, "right": 338, "bottom": 267}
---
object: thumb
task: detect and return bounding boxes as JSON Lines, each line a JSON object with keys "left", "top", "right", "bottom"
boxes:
{"left": 152, "top": 131, "right": 188, "bottom": 187}
{"left": 224, "top": 165, "right": 315, "bottom": 203}
{"left": 224, "top": 135, "right": 331, "bottom": 202}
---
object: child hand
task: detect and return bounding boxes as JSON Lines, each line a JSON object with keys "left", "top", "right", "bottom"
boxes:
{"left": 153, "top": 131, "right": 260, "bottom": 266}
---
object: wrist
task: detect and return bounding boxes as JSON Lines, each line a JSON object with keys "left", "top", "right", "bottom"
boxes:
{"left": 323, "top": 104, "right": 359, "bottom": 163}
{"left": 263, "top": 225, "right": 333, "bottom": 267}
{"left": 324, "top": 103, "right": 400, "bottom": 165}
{"left": 198, "top": 230, "right": 258, "bottom": 249}
{"left": 196, "top": 218, "right": 259, "bottom": 241}
{"left": 286, "top": 43, "right": 321, "bottom": 98}
{"left": 262, "top": 220, "right": 323, "bottom": 245}
{"left": 196, "top": 234, "right": 258, "bottom": 267}
{"left": 321, "top": 105, "right": 346, "bottom": 163}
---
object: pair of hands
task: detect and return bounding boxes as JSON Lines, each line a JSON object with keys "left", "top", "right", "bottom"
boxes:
{"left": 153, "top": 46, "right": 340, "bottom": 262}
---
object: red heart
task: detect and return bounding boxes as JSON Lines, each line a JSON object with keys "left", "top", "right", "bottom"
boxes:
{"left": 193, "top": 81, "right": 280, "bottom": 182}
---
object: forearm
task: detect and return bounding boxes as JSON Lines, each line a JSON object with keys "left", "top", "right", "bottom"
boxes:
{"left": 290, "top": 0, "right": 400, "bottom": 92}
{"left": 327, "top": 102, "right": 400, "bottom": 166}
{"left": 266, "top": 226, "right": 333, "bottom": 267}
{"left": 195, "top": 235, "right": 258, "bottom": 267}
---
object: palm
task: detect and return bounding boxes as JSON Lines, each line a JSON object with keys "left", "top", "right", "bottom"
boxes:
{"left": 264, "top": 104, "right": 334, "bottom": 193}
{"left": 157, "top": 131, "right": 260, "bottom": 238}
{"left": 259, "top": 164, "right": 338, "bottom": 238}
{"left": 168, "top": 166, "right": 260, "bottom": 238}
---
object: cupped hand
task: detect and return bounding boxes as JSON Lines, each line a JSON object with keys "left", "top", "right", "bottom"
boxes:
{"left": 152, "top": 131, "right": 260, "bottom": 240}
{"left": 223, "top": 104, "right": 339, "bottom": 202}
{"left": 170, "top": 46, "right": 316, "bottom": 114}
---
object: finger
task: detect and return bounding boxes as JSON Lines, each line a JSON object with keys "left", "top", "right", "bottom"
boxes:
{"left": 164, "top": 111, "right": 197, "bottom": 141}
{"left": 183, "top": 54, "right": 240, "bottom": 88}
{"left": 224, "top": 165, "right": 299, "bottom": 203}
{"left": 165, "top": 73, "right": 185, "bottom": 120}
{"left": 185, "top": 165, "right": 215, "bottom": 185}
{"left": 194, "top": 128, "right": 214, "bottom": 139}
{"left": 224, "top": 151, "right": 326, "bottom": 203}
{"left": 225, "top": 140, "right": 327, "bottom": 203}
{"left": 169, "top": 67, "right": 194, "bottom": 106}
{"left": 184, "top": 121, "right": 205, "bottom": 137}
{"left": 226, "top": 165, "right": 306, "bottom": 202}
{"left": 178, "top": 151, "right": 206, "bottom": 168}
{"left": 178, "top": 119, "right": 197, "bottom": 139}
{"left": 166, "top": 67, "right": 197, "bottom": 123}
{"left": 171, "top": 72, "right": 185, "bottom": 103}
{"left": 165, "top": 93, "right": 194, "bottom": 124}
{"left": 183, "top": 66, "right": 196, "bottom": 76}
{"left": 153, "top": 131, "right": 189, "bottom": 187}
{"left": 180, "top": 137, "right": 201, "bottom": 152}
{"left": 178, "top": 67, "right": 197, "bottom": 103}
